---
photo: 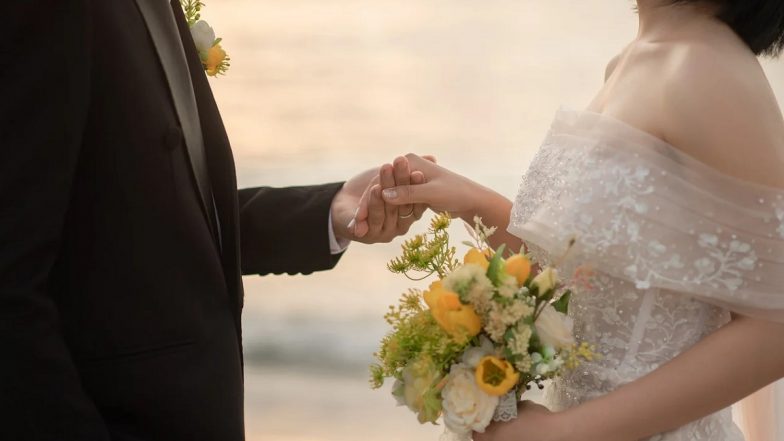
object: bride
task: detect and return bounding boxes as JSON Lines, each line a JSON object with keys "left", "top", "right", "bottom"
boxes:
{"left": 353, "top": 0, "right": 784, "bottom": 439}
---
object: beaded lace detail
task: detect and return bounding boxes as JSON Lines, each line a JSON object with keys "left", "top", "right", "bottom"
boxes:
{"left": 507, "top": 108, "right": 784, "bottom": 440}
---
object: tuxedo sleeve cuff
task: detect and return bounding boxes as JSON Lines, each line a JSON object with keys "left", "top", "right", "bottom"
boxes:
{"left": 328, "top": 211, "right": 351, "bottom": 255}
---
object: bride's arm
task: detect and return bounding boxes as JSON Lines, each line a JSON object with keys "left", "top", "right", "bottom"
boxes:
{"left": 379, "top": 154, "right": 523, "bottom": 252}
{"left": 560, "top": 48, "right": 784, "bottom": 441}
{"left": 557, "top": 315, "right": 784, "bottom": 441}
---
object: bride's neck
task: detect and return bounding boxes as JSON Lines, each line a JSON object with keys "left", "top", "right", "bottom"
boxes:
{"left": 635, "top": 0, "right": 720, "bottom": 41}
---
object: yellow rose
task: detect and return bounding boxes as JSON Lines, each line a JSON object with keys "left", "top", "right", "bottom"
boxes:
{"left": 504, "top": 254, "right": 531, "bottom": 286}
{"left": 475, "top": 356, "right": 520, "bottom": 396}
{"left": 531, "top": 267, "right": 558, "bottom": 294}
{"left": 463, "top": 248, "right": 491, "bottom": 270}
{"left": 423, "top": 281, "right": 482, "bottom": 343}
{"left": 204, "top": 44, "right": 227, "bottom": 76}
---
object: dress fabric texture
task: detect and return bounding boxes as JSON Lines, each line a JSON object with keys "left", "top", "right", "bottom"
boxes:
{"left": 508, "top": 108, "right": 784, "bottom": 440}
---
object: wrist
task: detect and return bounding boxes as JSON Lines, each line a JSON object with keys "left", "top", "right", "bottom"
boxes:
{"left": 330, "top": 189, "right": 353, "bottom": 243}
{"left": 456, "top": 185, "right": 510, "bottom": 225}
{"left": 550, "top": 410, "right": 577, "bottom": 441}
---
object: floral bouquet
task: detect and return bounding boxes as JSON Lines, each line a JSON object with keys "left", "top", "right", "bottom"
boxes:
{"left": 370, "top": 214, "right": 594, "bottom": 440}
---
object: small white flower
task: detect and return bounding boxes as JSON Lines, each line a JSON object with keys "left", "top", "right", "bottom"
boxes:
{"left": 485, "top": 300, "right": 533, "bottom": 343}
{"left": 694, "top": 257, "right": 716, "bottom": 275}
{"left": 441, "top": 364, "right": 499, "bottom": 436}
{"left": 729, "top": 240, "right": 751, "bottom": 253}
{"left": 737, "top": 256, "right": 757, "bottom": 271}
{"left": 698, "top": 233, "right": 719, "bottom": 248}
{"left": 648, "top": 240, "right": 666, "bottom": 254}
{"left": 190, "top": 20, "right": 216, "bottom": 54}
{"left": 507, "top": 323, "right": 532, "bottom": 358}
{"left": 534, "top": 305, "right": 575, "bottom": 350}
{"left": 444, "top": 264, "right": 494, "bottom": 314}
{"left": 536, "top": 362, "right": 552, "bottom": 376}
{"left": 497, "top": 275, "right": 519, "bottom": 299}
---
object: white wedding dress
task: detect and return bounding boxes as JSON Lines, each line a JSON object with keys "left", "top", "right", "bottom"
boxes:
{"left": 508, "top": 108, "right": 784, "bottom": 440}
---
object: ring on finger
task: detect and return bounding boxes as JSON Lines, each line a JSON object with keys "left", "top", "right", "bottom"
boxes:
{"left": 399, "top": 208, "right": 415, "bottom": 219}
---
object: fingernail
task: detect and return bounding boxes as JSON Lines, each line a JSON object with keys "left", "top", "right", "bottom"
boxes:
{"left": 383, "top": 189, "right": 397, "bottom": 199}
{"left": 353, "top": 207, "right": 359, "bottom": 217}
{"left": 347, "top": 218, "right": 356, "bottom": 230}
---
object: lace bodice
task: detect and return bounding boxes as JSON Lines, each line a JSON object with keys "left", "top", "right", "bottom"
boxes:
{"left": 508, "top": 108, "right": 784, "bottom": 440}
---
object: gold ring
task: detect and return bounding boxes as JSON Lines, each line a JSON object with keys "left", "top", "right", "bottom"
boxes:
{"left": 399, "top": 208, "right": 415, "bottom": 219}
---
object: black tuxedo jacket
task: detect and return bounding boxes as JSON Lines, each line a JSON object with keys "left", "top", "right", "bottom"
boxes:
{"left": 1, "top": 1, "right": 344, "bottom": 440}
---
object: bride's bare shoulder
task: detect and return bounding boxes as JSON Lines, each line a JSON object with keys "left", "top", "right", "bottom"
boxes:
{"left": 660, "top": 42, "right": 784, "bottom": 187}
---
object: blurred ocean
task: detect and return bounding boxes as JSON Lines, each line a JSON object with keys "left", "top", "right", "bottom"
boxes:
{"left": 202, "top": 1, "right": 784, "bottom": 439}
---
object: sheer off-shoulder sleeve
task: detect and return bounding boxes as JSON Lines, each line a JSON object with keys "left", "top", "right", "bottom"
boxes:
{"left": 509, "top": 108, "right": 784, "bottom": 322}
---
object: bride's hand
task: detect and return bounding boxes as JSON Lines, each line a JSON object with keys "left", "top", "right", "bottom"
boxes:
{"left": 348, "top": 157, "right": 429, "bottom": 242}
{"left": 473, "top": 401, "right": 568, "bottom": 441}
{"left": 380, "top": 153, "right": 494, "bottom": 221}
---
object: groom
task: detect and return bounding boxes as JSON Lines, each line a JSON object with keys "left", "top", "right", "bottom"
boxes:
{"left": 1, "top": 1, "right": 422, "bottom": 440}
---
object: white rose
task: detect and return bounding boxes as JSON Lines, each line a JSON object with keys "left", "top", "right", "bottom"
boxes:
{"left": 534, "top": 305, "right": 575, "bottom": 350}
{"left": 461, "top": 336, "right": 495, "bottom": 368}
{"left": 190, "top": 20, "right": 216, "bottom": 54}
{"left": 441, "top": 364, "right": 499, "bottom": 436}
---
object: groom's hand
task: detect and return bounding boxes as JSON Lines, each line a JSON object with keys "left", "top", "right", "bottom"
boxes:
{"left": 331, "top": 157, "right": 428, "bottom": 244}
{"left": 349, "top": 155, "right": 435, "bottom": 241}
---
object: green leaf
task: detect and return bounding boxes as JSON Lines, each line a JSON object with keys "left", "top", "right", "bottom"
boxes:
{"left": 552, "top": 290, "right": 572, "bottom": 314}
{"left": 486, "top": 244, "right": 506, "bottom": 286}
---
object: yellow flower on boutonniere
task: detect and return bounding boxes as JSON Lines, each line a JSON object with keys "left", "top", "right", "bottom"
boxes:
{"left": 181, "top": 1, "right": 230, "bottom": 76}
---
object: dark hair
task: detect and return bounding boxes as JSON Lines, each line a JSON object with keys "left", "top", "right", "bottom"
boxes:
{"left": 673, "top": 0, "right": 784, "bottom": 56}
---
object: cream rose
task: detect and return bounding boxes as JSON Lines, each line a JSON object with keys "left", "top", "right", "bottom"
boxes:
{"left": 190, "top": 20, "right": 216, "bottom": 55}
{"left": 398, "top": 358, "right": 441, "bottom": 423}
{"left": 534, "top": 304, "right": 575, "bottom": 350}
{"left": 531, "top": 267, "right": 558, "bottom": 294}
{"left": 441, "top": 364, "right": 499, "bottom": 436}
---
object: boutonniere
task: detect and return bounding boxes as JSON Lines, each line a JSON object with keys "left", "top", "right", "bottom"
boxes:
{"left": 181, "top": 1, "right": 230, "bottom": 76}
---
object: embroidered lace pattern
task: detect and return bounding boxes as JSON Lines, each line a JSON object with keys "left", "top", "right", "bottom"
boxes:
{"left": 507, "top": 108, "right": 784, "bottom": 440}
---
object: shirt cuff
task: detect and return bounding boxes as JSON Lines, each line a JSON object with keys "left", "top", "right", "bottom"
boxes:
{"left": 328, "top": 211, "right": 351, "bottom": 255}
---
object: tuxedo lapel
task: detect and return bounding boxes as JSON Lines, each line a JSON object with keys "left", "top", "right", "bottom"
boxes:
{"left": 133, "top": 0, "right": 218, "bottom": 241}
{"left": 170, "top": 2, "right": 244, "bottom": 336}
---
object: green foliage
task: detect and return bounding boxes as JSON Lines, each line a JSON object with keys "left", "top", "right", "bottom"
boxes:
{"left": 552, "top": 290, "right": 572, "bottom": 314}
{"left": 371, "top": 289, "right": 465, "bottom": 389}
{"left": 485, "top": 244, "right": 507, "bottom": 286}
{"left": 180, "top": 0, "right": 205, "bottom": 26}
{"left": 387, "top": 213, "right": 459, "bottom": 280}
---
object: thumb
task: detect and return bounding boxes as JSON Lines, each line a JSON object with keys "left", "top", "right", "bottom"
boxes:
{"left": 381, "top": 182, "right": 433, "bottom": 205}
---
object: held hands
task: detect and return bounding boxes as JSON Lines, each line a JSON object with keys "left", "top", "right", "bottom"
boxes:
{"left": 332, "top": 153, "right": 496, "bottom": 244}
{"left": 331, "top": 156, "right": 430, "bottom": 245}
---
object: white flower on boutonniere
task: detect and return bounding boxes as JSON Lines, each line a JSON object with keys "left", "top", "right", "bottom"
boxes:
{"left": 190, "top": 20, "right": 216, "bottom": 55}
{"left": 181, "top": 1, "right": 230, "bottom": 76}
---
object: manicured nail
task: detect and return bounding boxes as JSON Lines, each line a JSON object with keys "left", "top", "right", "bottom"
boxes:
{"left": 383, "top": 189, "right": 397, "bottom": 199}
{"left": 347, "top": 218, "right": 356, "bottom": 230}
